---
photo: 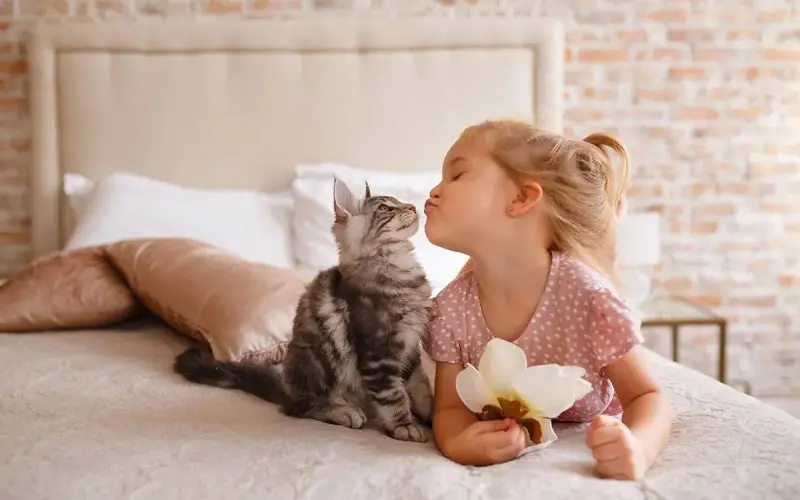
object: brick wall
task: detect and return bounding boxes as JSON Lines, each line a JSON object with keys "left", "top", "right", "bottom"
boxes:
{"left": 1, "top": 0, "right": 798, "bottom": 398}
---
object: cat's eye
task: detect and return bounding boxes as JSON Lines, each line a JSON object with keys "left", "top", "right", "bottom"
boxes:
{"left": 377, "top": 204, "right": 390, "bottom": 212}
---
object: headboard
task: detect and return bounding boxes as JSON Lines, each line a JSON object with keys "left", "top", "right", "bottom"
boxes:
{"left": 26, "top": 18, "right": 564, "bottom": 258}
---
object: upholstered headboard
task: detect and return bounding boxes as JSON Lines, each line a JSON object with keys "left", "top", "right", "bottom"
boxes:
{"left": 26, "top": 19, "right": 564, "bottom": 257}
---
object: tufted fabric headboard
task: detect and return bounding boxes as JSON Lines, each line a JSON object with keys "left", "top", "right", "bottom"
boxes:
{"left": 26, "top": 18, "right": 564, "bottom": 257}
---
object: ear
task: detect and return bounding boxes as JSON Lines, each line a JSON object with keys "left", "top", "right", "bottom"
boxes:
{"left": 333, "top": 177, "right": 358, "bottom": 222}
{"left": 507, "top": 181, "right": 543, "bottom": 218}
{"left": 364, "top": 180, "right": 371, "bottom": 199}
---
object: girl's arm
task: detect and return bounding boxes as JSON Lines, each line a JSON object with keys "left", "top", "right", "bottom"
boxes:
{"left": 432, "top": 362, "right": 527, "bottom": 465}
{"left": 607, "top": 346, "right": 672, "bottom": 462}
{"left": 584, "top": 287, "right": 673, "bottom": 480}
{"left": 432, "top": 362, "right": 479, "bottom": 452}
{"left": 424, "top": 286, "right": 526, "bottom": 465}
{"left": 586, "top": 345, "right": 673, "bottom": 479}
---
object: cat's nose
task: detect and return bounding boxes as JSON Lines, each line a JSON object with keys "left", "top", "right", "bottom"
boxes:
{"left": 404, "top": 204, "right": 417, "bottom": 213}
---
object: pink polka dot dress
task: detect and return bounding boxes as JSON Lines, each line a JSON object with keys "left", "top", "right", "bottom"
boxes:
{"left": 422, "top": 251, "right": 643, "bottom": 422}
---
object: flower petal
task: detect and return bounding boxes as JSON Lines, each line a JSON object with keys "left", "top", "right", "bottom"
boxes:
{"left": 560, "top": 365, "right": 587, "bottom": 379}
{"left": 516, "top": 439, "right": 555, "bottom": 458}
{"left": 455, "top": 363, "right": 499, "bottom": 413}
{"left": 515, "top": 418, "right": 558, "bottom": 458}
{"left": 477, "top": 338, "right": 528, "bottom": 399}
{"left": 572, "top": 378, "right": 594, "bottom": 401}
{"left": 512, "top": 364, "right": 589, "bottom": 418}
{"left": 535, "top": 417, "right": 558, "bottom": 443}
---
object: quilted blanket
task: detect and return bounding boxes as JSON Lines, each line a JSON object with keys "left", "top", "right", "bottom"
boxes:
{"left": 1, "top": 320, "right": 799, "bottom": 500}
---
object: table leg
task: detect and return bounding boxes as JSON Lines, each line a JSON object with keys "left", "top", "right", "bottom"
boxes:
{"left": 718, "top": 321, "right": 727, "bottom": 384}
{"left": 671, "top": 325, "right": 679, "bottom": 363}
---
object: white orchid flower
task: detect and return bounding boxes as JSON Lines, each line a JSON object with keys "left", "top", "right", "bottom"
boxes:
{"left": 455, "top": 338, "right": 593, "bottom": 449}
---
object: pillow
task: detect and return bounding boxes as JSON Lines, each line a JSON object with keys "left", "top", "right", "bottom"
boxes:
{"left": 0, "top": 245, "right": 140, "bottom": 332}
{"left": 63, "top": 172, "right": 296, "bottom": 269}
{"left": 105, "top": 238, "right": 310, "bottom": 363}
{"left": 291, "top": 163, "right": 469, "bottom": 295}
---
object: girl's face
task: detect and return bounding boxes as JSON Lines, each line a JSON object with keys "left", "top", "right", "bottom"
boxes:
{"left": 424, "top": 135, "right": 521, "bottom": 255}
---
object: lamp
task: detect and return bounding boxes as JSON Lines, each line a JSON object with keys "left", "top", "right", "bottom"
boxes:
{"left": 616, "top": 212, "right": 661, "bottom": 315}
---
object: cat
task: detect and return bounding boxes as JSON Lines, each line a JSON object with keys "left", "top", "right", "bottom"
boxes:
{"left": 174, "top": 178, "right": 434, "bottom": 442}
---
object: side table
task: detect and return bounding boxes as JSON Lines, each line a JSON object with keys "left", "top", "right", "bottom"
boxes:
{"left": 639, "top": 295, "right": 728, "bottom": 384}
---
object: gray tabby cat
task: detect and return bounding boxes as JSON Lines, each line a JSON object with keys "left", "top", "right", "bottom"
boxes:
{"left": 174, "top": 178, "right": 434, "bottom": 442}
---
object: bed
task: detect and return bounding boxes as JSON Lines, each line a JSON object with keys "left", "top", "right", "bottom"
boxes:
{"left": 2, "top": 18, "right": 800, "bottom": 500}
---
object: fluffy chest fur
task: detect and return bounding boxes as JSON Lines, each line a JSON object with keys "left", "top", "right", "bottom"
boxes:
{"left": 345, "top": 280, "right": 431, "bottom": 354}
{"left": 336, "top": 249, "right": 432, "bottom": 355}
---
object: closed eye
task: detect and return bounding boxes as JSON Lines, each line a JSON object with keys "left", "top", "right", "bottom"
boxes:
{"left": 451, "top": 172, "right": 464, "bottom": 181}
{"left": 377, "top": 204, "right": 391, "bottom": 212}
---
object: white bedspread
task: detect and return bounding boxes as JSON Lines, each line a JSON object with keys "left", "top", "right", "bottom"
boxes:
{"left": 2, "top": 320, "right": 799, "bottom": 500}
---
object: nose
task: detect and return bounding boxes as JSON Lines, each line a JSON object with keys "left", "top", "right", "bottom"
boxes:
{"left": 404, "top": 203, "right": 417, "bottom": 213}
{"left": 429, "top": 182, "right": 442, "bottom": 199}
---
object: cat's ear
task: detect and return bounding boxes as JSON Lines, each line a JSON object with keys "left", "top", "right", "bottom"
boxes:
{"left": 364, "top": 180, "right": 371, "bottom": 199}
{"left": 333, "top": 177, "right": 357, "bottom": 221}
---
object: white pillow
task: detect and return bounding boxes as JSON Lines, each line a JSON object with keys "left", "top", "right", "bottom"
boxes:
{"left": 291, "top": 163, "right": 469, "bottom": 295}
{"left": 63, "top": 172, "right": 296, "bottom": 269}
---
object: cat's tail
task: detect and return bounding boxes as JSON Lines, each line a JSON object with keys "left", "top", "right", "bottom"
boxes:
{"left": 174, "top": 346, "right": 289, "bottom": 406}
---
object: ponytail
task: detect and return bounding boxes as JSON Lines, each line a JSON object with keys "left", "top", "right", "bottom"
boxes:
{"left": 583, "top": 132, "right": 630, "bottom": 218}
{"left": 581, "top": 132, "right": 631, "bottom": 292}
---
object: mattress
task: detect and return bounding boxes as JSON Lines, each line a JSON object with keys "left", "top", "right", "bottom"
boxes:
{"left": 2, "top": 319, "right": 799, "bottom": 500}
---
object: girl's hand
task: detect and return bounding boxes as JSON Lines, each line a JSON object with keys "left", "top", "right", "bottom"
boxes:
{"left": 446, "top": 418, "right": 527, "bottom": 466}
{"left": 586, "top": 415, "right": 646, "bottom": 480}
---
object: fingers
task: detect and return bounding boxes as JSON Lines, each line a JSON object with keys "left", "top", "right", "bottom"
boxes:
{"left": 501, "top": 420, "right": 526, "bottom": 447}
{"left": 590, "top": 441, "right": 622, "bottom": 462}
{"left": 480, "top": 423, "right": 524, "bottom": 447}
{"left": 586, "top": 424, "right": 623, "bottom": 449}
{"left": 595, "top": 457, "right": 626, "bottom": 479}
{"left": 589, "top": 415, "right": 605, "bottom": 431}
{"left": 590, "top": 415, "right": 621, "bottom": 430}
{"left": 481, "top": 426, "right": 519, "bottom": 448}
{"left": 468, "top": 419, "right": 531, "bottom": 465}
{"left": 470, "top": 418, "right": 513, "bottom": 434}
{"left": 586, "top": 420, "right": 644, "bottom": 481}
{"left": 511, "top": 421, "right": 528, "bottom": 448}
{"left": 483, "top": 427, "right": 527, "bottom": 464}
{"left": 489, "top": 439, "right": 525, "bottom": 463}
{"left": 594, "top": 455, "right": 642, "bottom": 481}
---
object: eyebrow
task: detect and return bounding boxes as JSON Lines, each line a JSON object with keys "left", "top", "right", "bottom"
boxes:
{"left": 443, "top": 156, "right": 470, "bottom": 175}
{"left": 445, "top": 157, "right": 470, "bottom": 172}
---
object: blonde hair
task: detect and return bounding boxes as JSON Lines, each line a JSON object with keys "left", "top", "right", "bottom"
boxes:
{"left": 456, "top": 119, "right": 630, "bottom": 288}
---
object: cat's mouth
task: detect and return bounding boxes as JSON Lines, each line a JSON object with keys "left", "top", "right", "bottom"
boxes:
{"left": 397, "top": 216, "right": 419, "bottom": 233}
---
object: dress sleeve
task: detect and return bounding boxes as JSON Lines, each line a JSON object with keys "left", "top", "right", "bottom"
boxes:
{"left": 422, "top": 298, "right": 464, "bottom": 365}
{"left": 587, "top": 287, "right": 644, "bottom": 370}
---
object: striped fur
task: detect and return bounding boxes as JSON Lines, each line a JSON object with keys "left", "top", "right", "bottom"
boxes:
{"left": 174, "top": 179, "right": 434, "bottom": 442}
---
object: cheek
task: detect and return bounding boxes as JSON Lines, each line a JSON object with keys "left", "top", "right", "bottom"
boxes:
{"left": 447, "top": 181, "right": 504, "bottom": 218}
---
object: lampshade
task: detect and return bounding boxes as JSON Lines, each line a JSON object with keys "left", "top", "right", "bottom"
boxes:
{"left": 616, "top": 212, "right": 661, "bottom": 267}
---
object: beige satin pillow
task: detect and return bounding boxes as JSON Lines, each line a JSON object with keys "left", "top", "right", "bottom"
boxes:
{"left": 105, "top": 238, "right": 310, "bottom": 363}
{"left": 0, "top": 246, "right": 139, "bottom": 332}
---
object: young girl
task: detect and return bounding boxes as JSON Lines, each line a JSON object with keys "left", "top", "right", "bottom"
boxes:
{"left": 421, "top": 120, "right": 672, "bottom": 480}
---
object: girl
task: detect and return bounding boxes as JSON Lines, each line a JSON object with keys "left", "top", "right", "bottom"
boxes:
{"left": 421, "top": 120, "right": 672, "bottom": 480}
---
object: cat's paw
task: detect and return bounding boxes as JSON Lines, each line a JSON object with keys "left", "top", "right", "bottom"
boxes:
{"left": 325, "top": 406, "right": 367, "bottom": 429}
{"left": 389, "top": 423, "right": 428, "bottom": 443}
